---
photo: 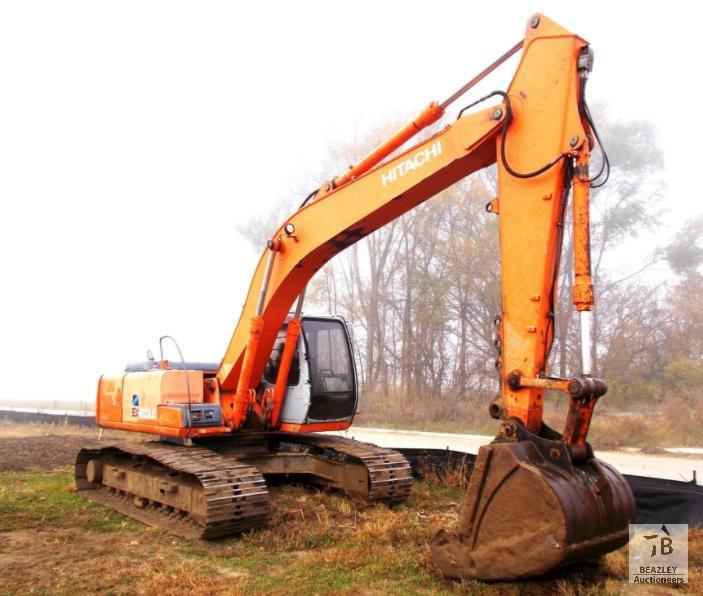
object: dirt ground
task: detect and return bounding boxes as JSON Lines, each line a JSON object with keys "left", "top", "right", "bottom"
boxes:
{"left": 1, "top": 419, "right": 701, "bottom": 595}
{"left": 0, "top": 419, "right": 141, "bottom": 472}
{"left": 0, "top": 435, "right": 99, "bottom": 471}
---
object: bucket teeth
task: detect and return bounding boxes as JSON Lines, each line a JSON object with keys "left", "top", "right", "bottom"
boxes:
{"left": 430, "top": 429, "right": 636, "bottom": 580}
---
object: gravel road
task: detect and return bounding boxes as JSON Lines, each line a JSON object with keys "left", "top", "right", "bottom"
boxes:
{"left": 330, "top": 427, "right": 703, "bottom": 484}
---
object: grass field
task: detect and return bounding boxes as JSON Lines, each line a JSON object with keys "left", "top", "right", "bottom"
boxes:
{"left": 0, "top": 421, "right": 701, "bottom": 594}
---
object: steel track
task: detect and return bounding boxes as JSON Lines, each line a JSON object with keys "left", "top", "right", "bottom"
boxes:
{"left": 76, "top": 441, "right": 270, "bottom": 539}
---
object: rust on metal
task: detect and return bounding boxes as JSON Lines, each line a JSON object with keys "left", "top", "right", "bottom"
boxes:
{"left": 76, "top": 441, "right": 271, "bottom": 539}
{"left": 430, "top": 421, "right": 635, "bottom": 580}
{"left": 202, "top": 432, "right": 414, "bottom": 503}
{"left": 507, "top": 371, "right": 608, "bottom": 451}
{"left": 75, "top": 433, "right": 412, "bottom": 540}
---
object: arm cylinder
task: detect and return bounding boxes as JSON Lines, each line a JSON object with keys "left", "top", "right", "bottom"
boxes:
{"left": 331, "top": 40, "right": 522, "bottom": 190}
{"left": 572, "top": 153, "right": 594, "bottom": 376}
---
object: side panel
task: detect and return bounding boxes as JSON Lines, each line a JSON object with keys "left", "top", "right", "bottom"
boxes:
{"left": 121, "top": 371, "right": 161, "bottom": 424}
{"left": 157, "top": 404, "right": 185, "bottom": 428}
{"left": 120, "top": 370, "right": 204, "bottom": 426}
{"left": 161, "top": 370, "right": 205, "bottom": 404}
{"left": 97, "top": 369, "right": 228, "bottom": 437}
{"left": 96, "top": 374, "right": 125, "bottom": 424}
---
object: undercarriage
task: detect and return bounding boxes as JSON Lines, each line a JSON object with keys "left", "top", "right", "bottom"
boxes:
{"left": 75, "top": 433, "right": 413, "bottom": 538}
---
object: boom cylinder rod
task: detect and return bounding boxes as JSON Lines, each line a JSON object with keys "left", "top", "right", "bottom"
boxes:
{"left": 271, "top": 317, "right": 302, "bottom": 428}
{"left": 231, "top": 315, "right": 264, "bottom": 427}
{"left": 293, "top": 286, "right": 306, "bottom": 318}
{"left": 231, "top": 239, "right": 281, "bottom": 428}
{"left": 256, "top": 240, "right": 279, "bottom": 316}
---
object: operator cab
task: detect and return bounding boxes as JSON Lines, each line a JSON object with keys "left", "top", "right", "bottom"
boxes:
{"left": 262, "top": 315, "right": 357, "bottom": 425}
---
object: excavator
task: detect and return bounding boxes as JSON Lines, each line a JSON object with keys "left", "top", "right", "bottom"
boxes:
{"left": 76, "top": 14, "right": 635, "bottom": 580}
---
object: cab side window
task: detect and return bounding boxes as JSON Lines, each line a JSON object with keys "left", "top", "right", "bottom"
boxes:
{"left": 264, "top": 329, "right": 300, "bottom": 386}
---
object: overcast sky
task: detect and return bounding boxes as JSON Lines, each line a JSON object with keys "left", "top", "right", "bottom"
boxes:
{"left": 1, "top": 1, "right": 701, "bottom": 404}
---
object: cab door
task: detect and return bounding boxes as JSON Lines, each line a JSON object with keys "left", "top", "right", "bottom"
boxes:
{"left": 266, "top": 328, "right": 311, "bottom": 424}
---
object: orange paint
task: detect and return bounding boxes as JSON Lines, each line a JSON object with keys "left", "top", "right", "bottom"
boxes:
{"left": 98, "top": 14, "right": 603, "bottom": 443}
{"left": 330, "top": 102, "right": 444, "bottom": 189}
{"left": 231, "top": 315, "right": 264, "bottom": 428}
{"left": 495, "top": 15, "right": 589, "bottom": 430}
{"left": 572, "top": 152, "right": 594, "bottom": 312}
{"left": 98, "top": 419, "right": 228, "bottom": 438}
{"left": 271, "top": 317, "right": 301, "bottom": 429}
{"left": 96, "top": 374, "right": 124, "bottom": 423}
{"left": 217, "top": 107, "right": 501, "bottom": 395}
{"left": 280, "top": 421, "right": 351, "bottom": 434}
{"left": 156, "top": 405, "right": 185, "bottom": 428}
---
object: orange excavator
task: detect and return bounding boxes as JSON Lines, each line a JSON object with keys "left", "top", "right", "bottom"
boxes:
{"left": 76, "top": 14, "right": 635, "bottom": 580}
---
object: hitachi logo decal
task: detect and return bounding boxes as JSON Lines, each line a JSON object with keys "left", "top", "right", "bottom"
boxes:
{"left": 381, "top": 141, "right": 442, "bottom": 187}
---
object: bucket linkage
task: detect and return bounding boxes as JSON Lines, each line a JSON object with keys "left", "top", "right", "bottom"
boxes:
{"left": 431, "top": 378, "right": 636, "bottom": 580}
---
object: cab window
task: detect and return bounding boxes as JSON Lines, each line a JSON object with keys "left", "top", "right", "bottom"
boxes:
{"left": 264, "top": 328, "right": 300, "bottom": 386}
{"left": 303, "top": 319, "right": 354, "bottom": 395}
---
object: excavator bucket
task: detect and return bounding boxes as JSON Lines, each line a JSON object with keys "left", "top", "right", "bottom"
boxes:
{"left": 430, "top": 424, "right": 635, "bottom": 580}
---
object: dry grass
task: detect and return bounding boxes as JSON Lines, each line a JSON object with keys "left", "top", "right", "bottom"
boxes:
{"left": 418, "top": 456, "right": 472, "bottom": 489}
{"left": 0, "top": 418, "right": 100, "bottom": 437}
{"left": 586, "top": 407, "right": 703, "bottom": 450}
{"left": 356, "top": 389, "right": 498, "bottom": 436}
{"left": 0, "top": 417, "right": 141, "bottom": 440}
{"left": 358, "top": 393, "right": 703, "bottom": 450}
{"left": 547, "top": 395, "right": 703, "bottom": 450}
{"left": 1, "top": 467, "right": 701, "bottom": 594}
{"left": 1, "top": 421, "right": 701, "bottom": 594}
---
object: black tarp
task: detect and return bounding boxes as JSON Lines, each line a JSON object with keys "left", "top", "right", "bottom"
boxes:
{"left": 397, "top": 447, "right": 703, "bottom": 528}
{"left": 1, "top": 410, "right": 701, "bottom": 527}
{"left": 626, "top": 474, "right": 703, "bottom": 526}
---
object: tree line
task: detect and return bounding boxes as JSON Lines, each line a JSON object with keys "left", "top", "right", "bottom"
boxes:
{"left": 242, "top": 108, "right": 703, "bottom": 428}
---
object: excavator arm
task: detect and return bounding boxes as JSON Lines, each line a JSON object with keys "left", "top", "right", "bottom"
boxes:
{"left": 219, "top": 14, "right": 596, "bottom": 443}
{"left": 217, "top": 106, "right": 501, "bottom": 426}
{"left": 216, "top": 14, "right": 635, "bottom": 580}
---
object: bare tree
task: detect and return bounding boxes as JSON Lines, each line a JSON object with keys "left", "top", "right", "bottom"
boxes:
{"left": 236, "top": 108, "right": 700, "bottom": 429}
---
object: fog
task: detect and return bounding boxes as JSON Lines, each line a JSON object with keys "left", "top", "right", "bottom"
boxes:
{"left": 1, "top": 0, "right": 700, "bottom": 403}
